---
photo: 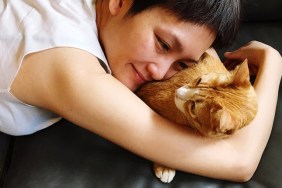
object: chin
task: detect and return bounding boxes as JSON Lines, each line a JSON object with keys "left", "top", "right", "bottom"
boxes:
{"left": 115, "top": 73, "right": 140, "bottom": 91}
{"left": 120, "top": 80, "right": 137, "bottom": 91}
{"left": 129, "top": 85, "right": 138, "bottom": 92}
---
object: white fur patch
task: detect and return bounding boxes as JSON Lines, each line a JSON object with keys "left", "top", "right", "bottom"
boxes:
{"left": 154, "top": 163, "right": 176, "bottom": 183}
{"left": 175, "top": 86, "right": 199, "bottom": 113}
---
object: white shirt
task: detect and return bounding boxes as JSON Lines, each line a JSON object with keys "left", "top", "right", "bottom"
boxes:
{"left": 0, "top": 0, "right": 110, "bottom": 135}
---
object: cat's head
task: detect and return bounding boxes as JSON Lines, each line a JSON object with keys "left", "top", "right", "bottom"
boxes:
{"left": 175, "top": 56, "right": 258, "bottom": 138}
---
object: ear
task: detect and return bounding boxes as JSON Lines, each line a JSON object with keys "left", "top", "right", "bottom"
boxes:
{"left": 218, "top": 109, "right": 235, "bottom": 133}
{"left": 109, "top": 0, "right": 124, "bottom": 16}
{"left": 211, "top": 108, "right": 235, "bottom": 135}
{"left": 200, "top": 52, "right": 209, "bottom": 60}
{"left": 199, "top": 52, "right": 214, "bottom": 63}
{"left": 232, "top": 59, "right": 251, "bottom": 87}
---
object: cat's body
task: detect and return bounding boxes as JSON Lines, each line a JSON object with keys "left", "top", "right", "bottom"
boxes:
{"left": 136, "top": 52, "right": 258, "bottom": 183}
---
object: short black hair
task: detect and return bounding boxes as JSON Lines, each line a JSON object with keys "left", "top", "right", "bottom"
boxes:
{"left": 127, "top": 0, "right": 242, "bottom": 48}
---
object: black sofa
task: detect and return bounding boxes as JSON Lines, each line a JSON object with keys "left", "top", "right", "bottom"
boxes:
{"left": 1, "top": 0, "right": 282, "bottom": 187}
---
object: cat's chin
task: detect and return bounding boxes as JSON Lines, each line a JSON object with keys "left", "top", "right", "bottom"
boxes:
{"left": 174, "top": 95, "right": 185, "bottom": 114}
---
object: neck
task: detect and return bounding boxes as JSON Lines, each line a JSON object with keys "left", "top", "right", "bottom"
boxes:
{"left": 95, "top": 0, "right": 102, "bottom": 31}
{"left": 96, "top": 0, "right": 111, "bottom": 32}
{"left": 95, "top": 0, "right": 110, "bottom": 54}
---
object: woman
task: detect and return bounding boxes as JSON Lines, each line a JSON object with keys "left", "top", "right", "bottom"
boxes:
{"left": 0, "top": 0, "right": 281, "bottom": 182}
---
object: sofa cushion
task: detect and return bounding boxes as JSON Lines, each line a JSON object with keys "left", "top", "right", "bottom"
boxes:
{"left": 0, "top": 133, "right": 12, "bottom": 186}
{"left": 218, "top": 21, "right": 282, "bottom": 57}
{"left": 243, "top": 0, "right": 282, "bottom": 21}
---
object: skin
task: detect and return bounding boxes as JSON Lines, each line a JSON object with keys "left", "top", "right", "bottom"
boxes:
{"left": 10, "top": 0, "right": 282, "bottom": 182}
{"left": 97, "top": 0, "right": 215, "bottom": 91}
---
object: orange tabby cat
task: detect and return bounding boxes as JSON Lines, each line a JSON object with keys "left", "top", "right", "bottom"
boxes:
{"left": 136, "top": 52, "right": 258, "bottom": 183}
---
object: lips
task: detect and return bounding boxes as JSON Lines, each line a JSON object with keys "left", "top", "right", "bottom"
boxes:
{"left": 132, "top": 64, "right": 148, "bottom": 85}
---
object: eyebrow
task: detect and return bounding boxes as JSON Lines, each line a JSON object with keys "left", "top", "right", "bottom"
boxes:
{"left": 170, "top": 34, "right": 199, "bottom": 63}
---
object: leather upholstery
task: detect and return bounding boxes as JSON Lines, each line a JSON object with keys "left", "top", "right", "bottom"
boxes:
{"left": 243, "top": 0, "right": 282, "bottom": 21}
{"left": 1, "top": 1, "right": 282, "bottom": 187}
{"left": 0, "top": 133, "right": 12, "bottom": 185}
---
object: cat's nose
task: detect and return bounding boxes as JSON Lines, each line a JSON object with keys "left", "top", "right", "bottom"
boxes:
{"left": 176, "top": 86, "right": 198, "bottom": 100}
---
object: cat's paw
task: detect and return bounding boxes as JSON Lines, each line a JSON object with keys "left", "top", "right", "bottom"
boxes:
{"left": 154, "top": 163, "right": 176, "bottom": 183}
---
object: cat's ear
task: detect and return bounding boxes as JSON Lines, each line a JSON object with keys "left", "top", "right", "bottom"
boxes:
{"left": 216, "top": 108, "right": 236, "bottom": 135}
{"left": 232, "top": 59, "right": 251, "bottom": 88}
{"left": 211, "top": 105, "right": 235, "bottom": 135}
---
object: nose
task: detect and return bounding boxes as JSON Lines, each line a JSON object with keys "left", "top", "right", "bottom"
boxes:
{"left": 146, "top": 58, "right": 175, "bottom": 80}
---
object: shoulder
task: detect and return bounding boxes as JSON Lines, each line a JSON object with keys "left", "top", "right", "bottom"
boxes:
{"left": 11, "top": 47, "right": 108, "bottom": 108}
{"left": 27, "top": 47, "right": 107, "bottom": 75}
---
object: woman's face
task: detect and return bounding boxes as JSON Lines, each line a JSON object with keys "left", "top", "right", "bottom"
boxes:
{"left": 99, "top": 2, "right": 215, "bottom": 91}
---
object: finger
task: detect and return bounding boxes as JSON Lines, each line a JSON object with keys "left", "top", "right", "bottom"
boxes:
{"left": 224, "top": 51, "right": 242, "bottom": 59}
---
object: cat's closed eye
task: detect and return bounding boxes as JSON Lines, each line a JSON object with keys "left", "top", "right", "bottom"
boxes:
{"left": 196, "top": 78, "right": 202, "bottom": 85}
{"left": 190, "top": 101, "right": 196, "bottom": 117}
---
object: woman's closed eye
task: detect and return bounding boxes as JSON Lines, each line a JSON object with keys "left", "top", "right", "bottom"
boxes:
{"left": 156, "top": 35, "right": 170, "bottom": 52}
{"left": 173, "top": 61, "right": 196, "bottom": 71}
{"left": 177, "top": 61, "right": 188, "bottom": 70}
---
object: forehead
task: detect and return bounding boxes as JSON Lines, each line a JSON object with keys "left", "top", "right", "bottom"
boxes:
{"left": 146, "top": 7, "right": 216, "bottom": 58}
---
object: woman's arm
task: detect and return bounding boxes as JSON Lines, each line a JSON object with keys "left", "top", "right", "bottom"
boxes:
{"left": 222, "top": 41, "right": 282, "bottom": 180}
{"left": 11, "top": 43, "right": 281, "bottom": 182}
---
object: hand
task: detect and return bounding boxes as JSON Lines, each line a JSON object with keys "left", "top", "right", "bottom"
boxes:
{"left": 224, "top": 41, "right": 282, "bottom": 76}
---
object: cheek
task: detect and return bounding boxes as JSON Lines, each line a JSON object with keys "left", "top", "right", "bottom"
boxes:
{"left": 163, "top": 68, "right": 179, "bottom": 80}
{"left": 130, "top": 35, "right": 155, "bottom": 60}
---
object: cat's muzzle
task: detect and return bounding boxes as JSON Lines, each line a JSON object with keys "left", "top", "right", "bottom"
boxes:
{"left": 175, "top": 86, "right": 199, "bottom": 113}
{"left": 175, "top": 86, "right": 199, "bottom": 101}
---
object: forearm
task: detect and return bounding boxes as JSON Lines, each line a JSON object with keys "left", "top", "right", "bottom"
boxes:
{"left": 244, "top": 49, "right": 282, "bottom": 167}
{"left": 215, "top": 48, "right": 282, "bottom": 180}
